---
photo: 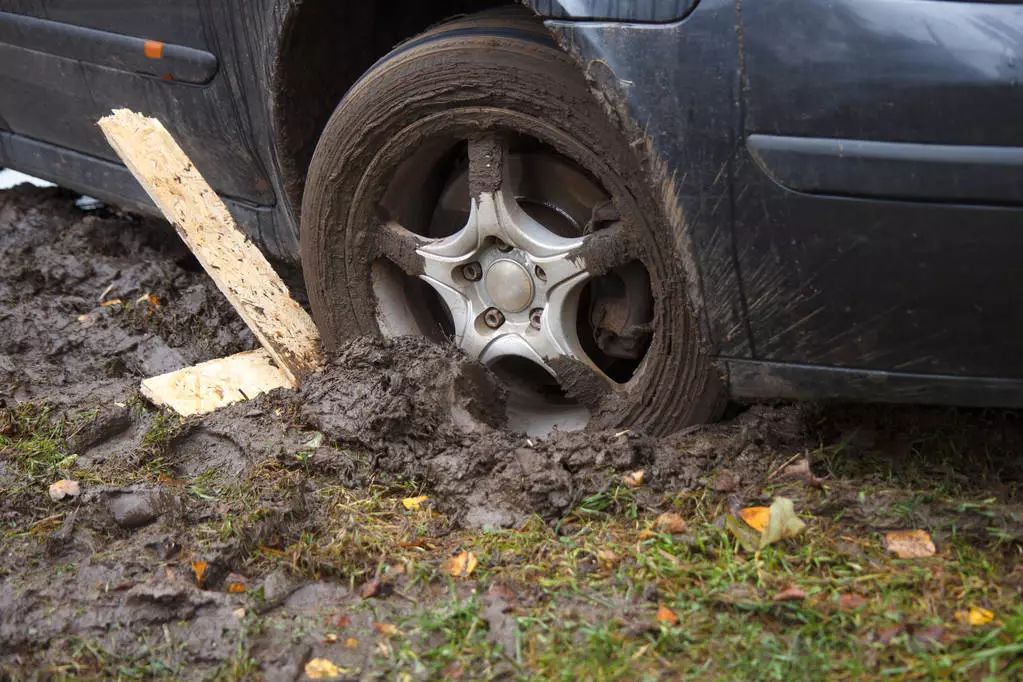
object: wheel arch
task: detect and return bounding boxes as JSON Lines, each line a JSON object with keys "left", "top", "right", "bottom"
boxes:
{"left": 270, "top": 0, "right": 534, "bottom": 218}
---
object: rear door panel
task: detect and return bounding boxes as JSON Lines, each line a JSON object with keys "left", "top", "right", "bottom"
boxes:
{"left": 734, "top": 0, "right": 1023, "bottom": 378}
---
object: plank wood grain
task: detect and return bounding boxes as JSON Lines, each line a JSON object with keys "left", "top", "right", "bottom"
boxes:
{"left": 98, "top": 109, "right": 323, "bottom": 384}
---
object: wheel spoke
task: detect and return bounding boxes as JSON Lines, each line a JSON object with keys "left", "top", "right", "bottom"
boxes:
{"left": 374, "top": 221, "right": 432, "bottom": 276}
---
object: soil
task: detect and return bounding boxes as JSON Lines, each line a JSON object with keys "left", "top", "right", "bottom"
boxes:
{"left": 2, "top": 186, "right": 1022, "bottom": 679}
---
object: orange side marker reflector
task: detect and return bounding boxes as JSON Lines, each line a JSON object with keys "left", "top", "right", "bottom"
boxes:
{"left": 143, "top": 40, "right": 164, "bottom": 59}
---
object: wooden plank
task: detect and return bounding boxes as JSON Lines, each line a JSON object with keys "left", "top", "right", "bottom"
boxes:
{"left": 97, "top": 109, "right": 323, "bottom": 384}
{"left": 140, "top": 349, "right": 294, "bottom": 417}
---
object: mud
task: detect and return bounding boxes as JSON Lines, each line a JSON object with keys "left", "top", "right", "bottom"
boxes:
{"left": 0, "top": 185, "right": 255, "bottom": 409}
{"left": 4, "top": 185, "right": 1021, "bottom": 678}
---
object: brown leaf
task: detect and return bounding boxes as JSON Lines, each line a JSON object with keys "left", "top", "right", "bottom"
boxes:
{"left": 655, "top": 512, "right": 687, "bottom": 534}
{"left": 838, "top": 593, "right": 867, "bottom": 611}
{"left": 779, "top": 459, "right": 824, "bottom": 487}
{"left": 596, "top": 549, "right": 620, "bottom": 569}
{"left": 360, "top": 578, "right": 392, "bottom": 599}
{"left": 655, "top": 604, "right": 680, "bottom": 625}
{"left": 191, "top": 560, "right": 208, "bottom": 588}
{"left": 444, "top": 550, "right": 478, "bottom": 578}
{"left": 343, "top": 637, "right": 359, "bottom": 649}
{"left": 884, "top": 530, "right": 936, "bottom": 559}
{"left": 772, "top": 585, "right": 807, "bottom": 602}
{"left": 323, "top": 633, "right": 338, "bottom": 644}
{"left": 877, "top": 624, "right": 906, "bottom": 645}
{"left": 374, "top": 622, "right": 398, "bottom": 637}
{"left": 335, "top": 615, "right": 352, "bottom": 629}
{"left": 226, "top": 573, "right": 246, "bottom": 594}
{"left": 622, "top": 470, "right": 645, "bottom": 488}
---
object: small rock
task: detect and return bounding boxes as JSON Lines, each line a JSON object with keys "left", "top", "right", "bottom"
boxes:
{"left": 108, "top": 488, "right": 174, "bottom": 529}
{"left": 48, "top": 479, "right": 80, "bottom": 501}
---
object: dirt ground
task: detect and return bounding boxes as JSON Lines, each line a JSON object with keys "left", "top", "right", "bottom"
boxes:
{"left": 2, "top": 186, "right": 1022, "bottom": 680}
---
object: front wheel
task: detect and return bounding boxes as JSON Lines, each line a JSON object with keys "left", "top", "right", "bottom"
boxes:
{"left": 301, "top": 8, "right": 723, "bottom": 435}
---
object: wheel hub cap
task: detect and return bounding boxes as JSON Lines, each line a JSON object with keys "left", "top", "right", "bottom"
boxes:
{"left": 486, "top": 258, "right": 533, "bottom": 313}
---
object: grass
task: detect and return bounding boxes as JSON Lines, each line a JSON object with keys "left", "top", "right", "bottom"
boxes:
{"left": 4, "top": 403, "right": 1023, "bottom": 679}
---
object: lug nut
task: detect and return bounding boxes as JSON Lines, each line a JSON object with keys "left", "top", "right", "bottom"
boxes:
{"left": 534, "top": 265, "right": 547, "bottom": 282}
{"left": 483, "top": 307, "right": 505, "bottom": 329}
{"left": 529, "top": 308, "right": 543, "bottom": 330}
{"left": 462, "top": 262, "right": 482, "bottom": 281}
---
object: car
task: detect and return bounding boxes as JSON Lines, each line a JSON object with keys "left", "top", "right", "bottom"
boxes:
{"left": 2, "top": 0, "right": 1022, "bottom": 436}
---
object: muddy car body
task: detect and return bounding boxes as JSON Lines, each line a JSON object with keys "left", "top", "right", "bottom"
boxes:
{"left": 2, "top": 0, "right": 1022, "bottom": 434}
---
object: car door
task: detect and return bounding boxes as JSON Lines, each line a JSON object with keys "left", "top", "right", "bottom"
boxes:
{"left": 0, "top": 0, "right": 274, "bottom": 207}
{"left": 733, "top": 0, "right": 1023, "bottom": 380}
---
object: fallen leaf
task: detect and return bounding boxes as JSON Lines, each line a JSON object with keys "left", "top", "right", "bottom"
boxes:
{"left": 304, "top": 657, "right": 341, "bottom": 679}
{"left": 100, "top": 298, "right": 123, "bottom": 308}
{"left": 772, "top": 585, "right": 807, "bottom": 602}
{"left": 444, "top": 550, "right": 478, "bottom": 578}
{"left": 656, "top": 604, "right": 679, "bottom": 625}
{"left": 596, "top": 548, "right": 620, "bottom": 568}
{"left": 623, "top": 470, "right": 645, "bottom": 488}
{"left": 374, "top": 622, "right": 398, "bottom": 636}
{"left": 838, "top": 593, "right": 867, "bottom": 611}
{"left": 877, "top": 624, "right": 906, "bottom": 645}
{"left": 232, "top": 607, "right": 246, "bottom": 619}
{"left": 760, "top": 497, "right": 807, "bottom": 548}
{"left": 191, "top": 560, "right": 208, "bottom": 588}
{"left": 323, "top": 633, "right": 338, "bottom": 644}
{"left": 343, "top": 637, "right": 359, "bottom": 649}
{"left": 226, "top": 573, "right": 246, "bottom": 593}
{"left": 955, "top": 606, "right": 995, "bottom": 626}
{"left": 402, "top": 495, "right": 429, "bottom": 511}
{"left": 655, "top": 512, "right": 687, "bottom": 534}
{"left": 637, "top": 529, "right": 656, "bottom": 541}
{"left": 739, "top": 506, "right": 771, "bottom": 533}
{"left": 725, "top": 513, "right": 763, "bottom": 553}
{"left": 778, "top": 458, "right": 824, "bottom": 487}
{"left": 137, "top": 292, "right": 162, "bottom": 309}
{"left": 335, "top": 615, "right": 352, "bottom": 628}
{"left": 48, "top": 479, "right": 80, "bottom": 502}
{"left": 360, "top": 578, "right": 392, "bottom": 599}
{"left": 884, "top": 530, "right": 936, "bottom": 559}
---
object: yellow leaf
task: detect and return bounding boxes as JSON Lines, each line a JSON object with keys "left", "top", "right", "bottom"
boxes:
{"left": 739, "top": 506, "right": 771, "bottom": 533}
{"left": 955, "top": 606, "right": 995, "bottom": 626}
{"left": 227, "top": 582, "right": 246, "bottom": 594}
{"left": 100, "top": 298, "right": 123, "bottom": 307}
{"left": 343, "top": 637, "right": 359, "bottom": 649}
{"left": 596, "top": 548, "right": 620, "bottom": 568}
{"left": 656, "top": 604, "right": 679, "bottom": 625}
{"left": 402, "top": 495, "right": 429, "bottom": 511}
{"left": 304, "top": 657, "right": 341, "bottom": 679}
{"left": 191, "top": 560, "right": 208, "bottom": 587}
{"left": 760, "top": 497, "right": 807, "bottom": 549}
{"left": 884, "top": 529, "right": 936, "bottom": 559}
{"left": 444, "top": 550, "right": 478, "bottom": 578}
{"left": 623, "top": 470, "right": 645, "bottom": 488}
{"left": 374, "top": 622, "right": 398, "bottom": 636}
{"left": 655, "top": 512, "right": 687, "bottom": 534}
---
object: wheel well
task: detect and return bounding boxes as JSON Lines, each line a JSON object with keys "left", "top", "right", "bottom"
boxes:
{"left": 272, "top": 0, "right": 523, "bottom": 217}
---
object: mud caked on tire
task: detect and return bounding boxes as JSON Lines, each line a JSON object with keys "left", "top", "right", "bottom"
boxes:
{"left": 301, "top": 8, "right": 723, "bottom": 435}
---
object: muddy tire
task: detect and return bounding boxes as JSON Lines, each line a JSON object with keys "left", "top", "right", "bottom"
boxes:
{"left": 301, "top": 8, "right": 724, "bottom": 436}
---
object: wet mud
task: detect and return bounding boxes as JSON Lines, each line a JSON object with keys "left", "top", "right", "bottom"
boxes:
{"left": 4, "top": 186, "right": 1022, "bottom": 678}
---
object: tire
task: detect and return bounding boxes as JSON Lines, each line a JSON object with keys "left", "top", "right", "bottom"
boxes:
{"left": 301, "top": 8, "right": 724, "bottom": 435}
